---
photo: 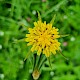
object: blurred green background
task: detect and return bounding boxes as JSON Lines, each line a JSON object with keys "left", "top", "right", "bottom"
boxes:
{"left": 0, "top": 0, "right": 80, "bottom": 80}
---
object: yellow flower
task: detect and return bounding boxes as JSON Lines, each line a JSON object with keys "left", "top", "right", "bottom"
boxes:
{"left": 25, "top": 20, "right": 61, "bottom": 57}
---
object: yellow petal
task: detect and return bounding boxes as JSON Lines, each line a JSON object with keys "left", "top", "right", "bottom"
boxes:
{"left": 31, "top": 44, "right": 36, "bottom": 52}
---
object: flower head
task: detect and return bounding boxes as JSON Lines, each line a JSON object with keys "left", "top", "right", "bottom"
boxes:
{"left": 25, "top": 20, "right": 60, "bottom": 57}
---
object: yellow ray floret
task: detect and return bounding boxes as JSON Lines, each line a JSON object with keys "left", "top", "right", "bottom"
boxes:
{"left": 25, "top": 20, "right": 61, "bottom": 57}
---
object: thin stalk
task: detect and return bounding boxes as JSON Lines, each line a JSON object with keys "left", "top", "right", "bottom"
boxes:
{"left": 58, "top": 50, "right": 69, "bottom": 60}
{"left": 35, "top": 55, "right": 40, "bottom": 69}
{"left": 47, "top": 56, "right": 52, "bottom": 69}
{"left": 60, "top": 34, "right": 69, "bottom": 37}
{"left": 38, "top": 55, "right": 46, "bottom": 70}
{"left": 24, "top": 50, "right": 32, "bottom": 61}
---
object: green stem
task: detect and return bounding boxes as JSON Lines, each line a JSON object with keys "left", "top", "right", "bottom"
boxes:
{"left": 58, "top": 50, "right": 69, "bottom": 60}
{"left": 60, "top": 34, "right": 69, "bottom": 37}
{"left": 35, "top": 55, "right": 40, "bottom": 69}
{"left": 47, "top": 57, "right": 52, "bottom": 69}
{"left": 38, "top": 55, "right": 46, "bottom": 70}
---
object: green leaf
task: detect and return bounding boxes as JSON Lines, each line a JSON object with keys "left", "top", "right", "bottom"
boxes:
{"left": 37, "top": 11, "right": 42, "bottom": 21}
{"left": 60, "top": 34, "right": 69, "bottom": 37}
{"left": 24, "top": 51, "right": 32, "bottom": 61}
{"left": 35, "top": 55, "right": 40, "bottom": 69}
{"left": 58, "top": 50, "right": 69, "bottom": 60}
{"left": 38, "top": 55, "right": 46, "bottom": 70}
{"left": 50, "top": 14, "right": 56, "bottom": 25}
{"left": 47, "top": 57, "right": 52, "bottom": 69}
{"left": 12, "top": 39, "right": 25, "bottom": 43}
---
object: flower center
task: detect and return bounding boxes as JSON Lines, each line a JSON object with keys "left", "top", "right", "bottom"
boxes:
{"left": 38, "top": 31, "right": 51, "bottom": 45}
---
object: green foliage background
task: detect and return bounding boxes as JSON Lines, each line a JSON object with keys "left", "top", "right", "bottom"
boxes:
{"left": 0, "top": 0, "right": 80, "bottom": 80}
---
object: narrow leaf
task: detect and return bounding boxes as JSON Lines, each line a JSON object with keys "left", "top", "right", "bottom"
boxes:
{"left": 60, "top": 34, "right": 69, "bottom": 37}
{"left": 12, "top": 38, "right": 25, "bottom": 43}
{"left": 37, "top": 11, "right": 42, "bottom": 21}
{"left": 47, "top": 57, "right": 52, "bottom": 69}
{"left": 24, "top": 51, "right": 32, "bottom": 61}
{"left": 35, "top": 55, "right": 40, "bottom": 69}
{"left": 50, "top": 14, "right": 56, "bottom": 25}
{"left": 38, "top": 55, "right": 46, "bottom": 70}
{"left": 58, "top": 50, "right": 69, "bottom": 60}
